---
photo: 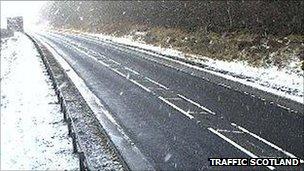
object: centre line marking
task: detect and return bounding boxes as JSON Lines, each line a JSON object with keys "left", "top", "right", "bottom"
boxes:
{"left": 52, "top": 36, "right": 209, "bottom": 121}
{"left": 47, "top": 34, "right": 302, "bottom": 168}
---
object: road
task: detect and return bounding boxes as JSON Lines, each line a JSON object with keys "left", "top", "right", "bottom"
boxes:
{"left": 32, "top": 32, "right": 303, "bottom": 170}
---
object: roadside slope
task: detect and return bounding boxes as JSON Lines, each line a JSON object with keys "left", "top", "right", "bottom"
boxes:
{"left": 1, "top": 33, "right": 78, "bottom": 170}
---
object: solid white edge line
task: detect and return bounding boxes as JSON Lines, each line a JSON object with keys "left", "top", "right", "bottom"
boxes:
{"left": 231, "top": 123, "right": 304, "bottom": 163}
{"left": 208, "top": 127, "right": 275, "bottom": 170}
{"left": 35, "top": 35, "right": 156, "bottom": 170}
{"left": 35, "top": 35, "right": 134, "bottom": 142}
{"left": 99, "top": 35, "right": 303, "bottom": 105}
{"left": 47, "top": 35, "right": 199, "bottom": 121}
{"left": 158, "top": 96, "right": 194, "bottom": 119}
{"left": 44, "top": 32, "right": 301, "bottom": 169}
{"left": 65, "top": 31, "right": 304, "bottom": 104}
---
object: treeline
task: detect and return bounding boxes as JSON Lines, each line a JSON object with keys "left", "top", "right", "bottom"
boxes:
{"left": 41, "top": 1, "right": 304, "bottom": 35}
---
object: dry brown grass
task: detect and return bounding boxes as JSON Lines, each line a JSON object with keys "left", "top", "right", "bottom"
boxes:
{"left": 138, "top": 27, "right": 304, "bottom": 69}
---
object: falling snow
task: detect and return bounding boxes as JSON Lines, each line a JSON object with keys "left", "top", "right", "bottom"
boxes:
{"left": 85, "top": 32, "right": 304, "bottom": 103}
{"left": 0, "top": 33, "right": 78, "bottom": 170}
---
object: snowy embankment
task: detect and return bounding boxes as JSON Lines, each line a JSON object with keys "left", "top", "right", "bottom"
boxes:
{"left": 80, "top": 32, "right": 303, "bottom": 104}
{"left": 1, "top": 33, "right": 78, "bottom": 170}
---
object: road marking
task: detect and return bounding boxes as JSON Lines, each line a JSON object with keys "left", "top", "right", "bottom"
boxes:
{"left": 50, "top": 34, "right": 302, "bottom": 159}
{"left": 90, "top": 37, "right": 303, "bottom": 111}
{"left": 147, "top": 87, "right": 165, "bottom": 91}
{"left": 276, "top": 104, "right": 290, "bottom": 110}
{"left": 219, "top": 83, "right": 231, "bottom": 89}
{"left": 112, "top": 68, "right": 127, "bottom": 78}
{"left": 51, "top": 37, "right": 204, "bottom": 120}
{"left": 145, "top": 77, "right": 169, "bottom": 90}
{"left": 108, "top": 58, "right": 121, "bottom": 65}
{"left": 36, "top": 36, "right": 155, "bottom": 170}
{"left": 105, "top": 39, "right": 302, "bottom": 106}
{"left": 164, "top": 97, "right": 182, "bottom": 100}
{"left": 129, "top": 79, "right": 151, "bottom": 93}
{"left": 124, "top": 67, "right": 140, "bottom": 75}
{"left": 37, "top": 35, "right": 132, "bottom": 141}
{"left": 158, "top": 96, "right": 194, "bottom": 119}
{"left": 43, "top": 34, "right": 303, "bottom": 168}
{"left": 48, "top": 35, "right": 232, "bottom": 122}
{"left": 208, "top": 127, "right": 275, "bottom": 170}
{"left": 231, "top": 123, "right": 304, "bottom": 163}
{"left": 216, "top": 129, "right": 244, "bottom": 134}
{"left": 177, "top": 94, "right": 216, "bottom": 115}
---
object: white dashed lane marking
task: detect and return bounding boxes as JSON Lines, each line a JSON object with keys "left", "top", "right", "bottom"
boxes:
{"left": 231, "top": 123, "right": 304, "bottom": 164}
{"left": 45, "top": 34, "right": 304, "bottom": 168}
{"left": 158, "top": 96, "right": 194, "bottom": 119}
{"left": 208, "top": 127, "right": 276, "bottom": 170}
{"left": 177, "top": 94, "right": 216, "bottom": 115}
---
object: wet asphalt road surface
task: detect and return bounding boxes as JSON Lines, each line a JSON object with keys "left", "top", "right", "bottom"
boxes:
{"left": 33, "top": 32, "right": 303, "bottom": 170}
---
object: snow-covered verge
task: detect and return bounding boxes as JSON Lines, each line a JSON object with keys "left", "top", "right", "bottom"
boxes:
{"left": 1, "top": 33, "right": 78, "bottom": 170}
{"left": 64, "top": 30, "right": 303, "bottom": 104}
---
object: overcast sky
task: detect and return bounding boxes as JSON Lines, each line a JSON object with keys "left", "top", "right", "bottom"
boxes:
{"left": 1, "top": 1, "right": 46, "bottom": 29}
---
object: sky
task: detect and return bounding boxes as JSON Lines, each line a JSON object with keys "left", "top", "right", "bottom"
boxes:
{"left": 1, "top": 1, "right": 46, "bottom": 30}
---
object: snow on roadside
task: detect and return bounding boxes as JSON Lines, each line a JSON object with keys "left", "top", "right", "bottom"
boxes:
{"left": 83, "top": 32, "right": 303, "bottom": 104}
{"left": 1, "top": 33, "right": 78, "bottom": 170}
